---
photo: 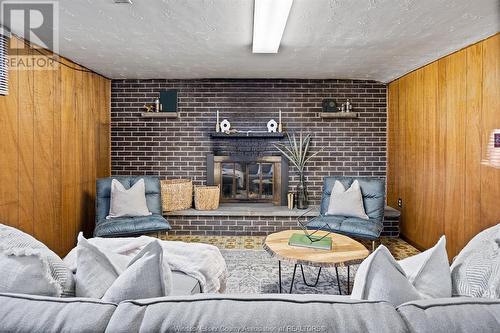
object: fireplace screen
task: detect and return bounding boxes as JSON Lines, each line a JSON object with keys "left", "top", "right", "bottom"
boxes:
{"left": 209, "top": 155, "right": 286, "bottom": 205}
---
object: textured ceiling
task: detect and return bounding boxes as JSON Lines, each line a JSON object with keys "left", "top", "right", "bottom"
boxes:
{"left": 7, "top": 0, "right": 500, "bottom": 82}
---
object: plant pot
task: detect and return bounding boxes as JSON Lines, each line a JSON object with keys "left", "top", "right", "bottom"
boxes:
{"left": 296, "top": 175, "right": 309, "bottom": 209}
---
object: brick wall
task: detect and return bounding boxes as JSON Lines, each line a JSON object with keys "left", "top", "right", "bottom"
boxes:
{"left": 166, "top": 215, "right": 399, "bottom": 237}
{"left": 111, "top": 79, "right": 387, "bottom": 206}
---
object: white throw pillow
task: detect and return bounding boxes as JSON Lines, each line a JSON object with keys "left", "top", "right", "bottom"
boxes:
{"left": 75, "top": 233, "right": 172, "bottom": 301}
{"left": 107, "top": 178, "right": 152, "bottom": 219}
{"left": 326, "top": 180, "right": 369, "bottom": 220}
{"left": 0, "top": 224, "right": 75, "bottom": 297}
{"left": 102, "top": 240, "right": 172, "bottom": 303}
{"left": 75, "top": 234, "right": 130, "bottom": 298}
{"left": 351, "top": 236, "right": 451, "bottom": 306}
{"left": 450, "top": 224, "right": 500, "bottom": 298}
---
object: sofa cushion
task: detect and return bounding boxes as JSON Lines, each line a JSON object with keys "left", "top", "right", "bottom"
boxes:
{"left": 0, "top": 224, "right": 75, "bottom": 297}
{"left": 0, "top": 292, "right": 116, "bottom": 333}
{"left": 106, "top": 294, "right": 408, "bottom": 333}
{"left": 307, "top": 215, "right": 382, "bottom": 239}
{"left": 450, "top": 223, "right": 500, "bottom": 298}
{"left": 94, "top": 214, "right": 171, "bottom": 237}
{"left": 396, "top": 297, "right": 500, "bottom": 333}
{"left": 338, "top": 218, "right": 383, "bottom": 239}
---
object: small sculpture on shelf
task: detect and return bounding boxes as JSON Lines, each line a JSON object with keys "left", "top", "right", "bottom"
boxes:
{"left": 267, "top": 119, "right": 278, "bottom": 133}
{"left": 216, "top": 110, "right": 220, "bottom": 132}
{"left": 220, "top": 119, "right": 231, "bottom": 133}
{"left": 143, "top": 104, "right": 154, "bottom": 112}
{"left": 345, "top": 99, "right": 353, "bottom": 113}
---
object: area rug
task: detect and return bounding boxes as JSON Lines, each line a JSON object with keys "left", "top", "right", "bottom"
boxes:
{"left": 221, "top": 249, "right": 357, "bottom": 295}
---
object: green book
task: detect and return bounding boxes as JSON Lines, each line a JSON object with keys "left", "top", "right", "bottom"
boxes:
{"left": 288, "top": 233, "right": 332, "bottom": 250}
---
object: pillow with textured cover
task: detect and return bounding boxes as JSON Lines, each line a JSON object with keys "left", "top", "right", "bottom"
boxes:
{"left": 351, "top": 236, "right": 451, "bottom": 306}
{"left": 0, "top": 224, "right": 74, "bottom": 297}
{"left": 450, "top": 223, "right": 500, "bottom": 298}
{"left": 107, "top": 178, "right": 152, "bottom": 219}
{"left": 326, "top": 180, "right": 369, "bottom": 220}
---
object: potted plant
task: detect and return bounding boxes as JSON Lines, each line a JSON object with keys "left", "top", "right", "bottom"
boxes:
{"left": 274, "top": 131, "right": 322, "bottom": 209}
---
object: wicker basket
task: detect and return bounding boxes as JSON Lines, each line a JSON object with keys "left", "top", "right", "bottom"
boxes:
{"left": 161, "top": 179, "right": 193, "bottom": 212}
{"left": 194, "top": 185, "right": 220, "bottom": 210}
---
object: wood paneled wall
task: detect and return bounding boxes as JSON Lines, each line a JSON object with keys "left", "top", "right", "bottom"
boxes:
{"left": 0, "top": 37, "right": 111, "bottom": 256}
{"left": 387, "top": 34, "right": 499, "bottom": 258}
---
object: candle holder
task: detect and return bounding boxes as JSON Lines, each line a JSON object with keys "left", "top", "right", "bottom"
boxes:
{"left": 216, "top": 110, "right": 220, "bottom": 132}
{"left": 278, "top": 109, "right": 283, "bottom": 132}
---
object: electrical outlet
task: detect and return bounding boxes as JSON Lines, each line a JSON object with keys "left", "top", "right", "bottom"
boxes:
{"left": 398, "top": 198, "right": 402, "bottom": 207}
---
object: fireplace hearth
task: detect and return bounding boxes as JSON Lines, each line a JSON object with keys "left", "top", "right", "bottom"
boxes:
{"left": 207, "top": 154, "right": 288, "bottom": 206}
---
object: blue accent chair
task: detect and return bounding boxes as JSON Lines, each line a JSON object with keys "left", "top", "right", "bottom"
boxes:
{"left": 306, "top": 176, "right": 385, "bottom": 251}
{"left": 94, "top": 176, "right": 171, "bottom": 237}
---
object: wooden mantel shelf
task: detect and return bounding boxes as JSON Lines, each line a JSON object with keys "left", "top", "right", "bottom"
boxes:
{"left": 210, "top": 132, "right": 285, "bottom": 139}
{"left": 141, "top": 112, "right": 178, "bottom": 118}
{"left": 320, "top": 112, "right": 359, "bottom": 119}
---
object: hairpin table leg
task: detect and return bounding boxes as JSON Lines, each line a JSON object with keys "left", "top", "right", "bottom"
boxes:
{"left": 278, "top": 260, "right": 282, "bottom": 293}
{"left": 300, "top": 265, "right": 322, "bottom": 287}
{"left": 347, "top": 265, "right": 351, "bottom": 294}
{"left": 289, "top": 264, "right": 298, "bottom": 293}
{"left": 335, "top": 266, "right": 342, "bottom": 295}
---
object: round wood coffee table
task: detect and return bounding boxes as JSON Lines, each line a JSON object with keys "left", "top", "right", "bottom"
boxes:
{"left": 263, "top": 230, "right": 369, "bottom": 294}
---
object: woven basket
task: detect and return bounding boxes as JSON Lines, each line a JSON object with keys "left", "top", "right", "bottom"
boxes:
{"left": 161, "top": 179, "right": 193, "bottom": 212}
{"left": 194, "top": 185, "right": 220, "bottom": 210}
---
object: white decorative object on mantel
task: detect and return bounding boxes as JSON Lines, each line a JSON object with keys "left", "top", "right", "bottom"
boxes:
{"left": 267, "top": 119, "right": 278, "bottom": 133}
{"left": 216, "top": 110, "right": 220, "bottom": 132}
{"left": 278, "top": 110, "right": 282, "bottom": 132}
{"left": 220, "top": 119, "right": 231, "bottom": 133}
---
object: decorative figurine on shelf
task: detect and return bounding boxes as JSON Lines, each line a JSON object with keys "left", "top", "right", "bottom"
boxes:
{"left": 220, "top": 119, "right": 231, "bottom": 133}
{"left": 267, "top": 119, "right": 278, "bottom": 133}
{"left": 340, "top": 103, "right": 345, "bottom": 112}
{"left": 144, "top": 104, "right": 154, "bottom": 112}
{"left": 287, "top": 192, "right": 294, "bottom": 209}
{"left": 278, "top": 109, "right": 283, "bottom": 133}
{"left": 346, "top": 99, "right": 353, "bottom": 113}
{"left": 216, "top": 110, "right": 220, "bottom": 132}
{"left": 155, "top": 98, "right": 160, "bottom": 112}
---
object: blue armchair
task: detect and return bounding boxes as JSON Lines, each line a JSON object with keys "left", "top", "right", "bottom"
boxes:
{"left": 306, "top": 176, "right": 385, "bottom": 251}
{"left": 94, "top": 176, "right": 171, "bottom": 237}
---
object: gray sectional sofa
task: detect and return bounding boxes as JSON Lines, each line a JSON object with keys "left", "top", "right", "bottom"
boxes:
{"left": 1, "top": 292, "right": 499, "bottom": 332}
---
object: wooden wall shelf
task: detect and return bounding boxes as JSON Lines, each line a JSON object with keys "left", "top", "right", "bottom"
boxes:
{"left": 141, "top": 112, "right": 178, "bottom": 118}
{"left": 320, "top": 112, "right": 359, "bottom": 119}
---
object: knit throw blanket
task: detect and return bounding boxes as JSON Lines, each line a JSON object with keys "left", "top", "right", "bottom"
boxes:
{"left": 64, "top": 235, "right": 227, "bottom": 293}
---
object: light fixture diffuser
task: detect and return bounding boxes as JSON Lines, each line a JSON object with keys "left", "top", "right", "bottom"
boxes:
{"left": 252, "top": 0, "right": 293, "bottom": 53}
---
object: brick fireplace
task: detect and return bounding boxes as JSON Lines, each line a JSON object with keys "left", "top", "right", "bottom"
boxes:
{"left": 207, "top": 154, "right": 288, "bottom": 206}
{"left": 111, "top": 79, "right": 390, "bottom": 236}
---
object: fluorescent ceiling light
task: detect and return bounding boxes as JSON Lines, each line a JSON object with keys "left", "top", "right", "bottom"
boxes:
{"left": 252, "top": 0, "right": 293, "bottom": 53}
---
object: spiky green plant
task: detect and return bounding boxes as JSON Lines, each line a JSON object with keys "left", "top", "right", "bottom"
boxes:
{"left": 274, "top": 131, "right": 322, "bottom": 175}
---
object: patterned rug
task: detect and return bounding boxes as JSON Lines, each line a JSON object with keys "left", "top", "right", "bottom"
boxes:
{"left": 163, "top": 235, "right": 420, "bottom": 295}
{"left": 221, "top": 249, "right": 357, "bottom": 294}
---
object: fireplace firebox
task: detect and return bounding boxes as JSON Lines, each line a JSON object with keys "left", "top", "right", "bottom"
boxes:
{"left": 207, "top": 154, "right": 288, "bottom": 206}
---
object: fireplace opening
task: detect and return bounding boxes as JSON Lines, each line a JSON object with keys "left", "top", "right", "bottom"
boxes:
{"left": 207, "top": 154, "right": 288, "bottom": 206}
